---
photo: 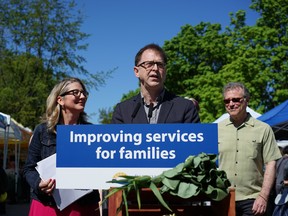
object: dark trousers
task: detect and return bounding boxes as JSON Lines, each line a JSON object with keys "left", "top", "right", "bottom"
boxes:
{"left": 236, "top": 199, "right": 272, "bottom": 216}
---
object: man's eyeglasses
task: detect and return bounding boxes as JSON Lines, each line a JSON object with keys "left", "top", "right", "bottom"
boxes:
{"left": 61, "top": 89, "right": 89, "bottom": 98}
{"left": 223, "top": 97, "right": 245, "bottom": 104}
{"left": 137, "top": 61, "right": 166, "bottom": 70}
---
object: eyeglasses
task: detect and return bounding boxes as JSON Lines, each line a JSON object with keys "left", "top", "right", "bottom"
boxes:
{"left": 137, "top": 61, "right": 166, "bottom": 70}
{"left": 223, "top": 97, "right": 245, "bottom": 104}
{"left": 61, "top": 89, "right": 89, "bottom": 98}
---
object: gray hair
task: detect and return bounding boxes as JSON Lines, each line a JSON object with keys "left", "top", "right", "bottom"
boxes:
{"left": 222, "top": 82, "right": 250, "bottom": 100}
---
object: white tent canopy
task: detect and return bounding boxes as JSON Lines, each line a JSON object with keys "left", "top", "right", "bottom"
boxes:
{"left": 213, "top": 106, "right": 262, "bottom": 123}
{"left": 0, "top": 112, "right": 32, "bottom": 168}
{"left": 277, "top": 140, "right": 288, "bottom": 148}
{"left": 0, "top": 112, "right": 32, "bottom": 198}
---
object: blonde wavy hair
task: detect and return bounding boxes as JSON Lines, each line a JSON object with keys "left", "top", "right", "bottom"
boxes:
{"left": 42, "top": 77, "right": 89, "bottom": 133}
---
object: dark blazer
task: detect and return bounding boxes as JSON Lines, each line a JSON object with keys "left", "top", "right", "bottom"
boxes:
{"left": 112, "top": 90, "right": 200, "bottom": 124}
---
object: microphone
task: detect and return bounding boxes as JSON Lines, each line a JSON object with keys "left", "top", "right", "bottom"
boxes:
{"left": 148, "top": 103, "right": 153, "bottom": 118}
{"left": 131, "top": 102, "right": 141, "bottom": 118}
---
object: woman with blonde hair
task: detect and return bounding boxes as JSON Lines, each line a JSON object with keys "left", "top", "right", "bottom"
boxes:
{"left": 23, "top": 77, "right": 100, "bottom": 216}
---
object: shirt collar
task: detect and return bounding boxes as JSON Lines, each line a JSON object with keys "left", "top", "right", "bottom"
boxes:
{"left": 225, "top": 112, "right": 255, "bottom": 127}
{"left": 141, "top": 89, "right": 165, "bottom": 106}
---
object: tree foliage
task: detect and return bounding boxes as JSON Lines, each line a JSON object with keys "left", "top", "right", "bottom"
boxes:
{"left": 0, "top": 0, "right": 112, "bottom": 128}
{"left": 162, "top": 0, "right": 288, "bottom": 122}
{"left": 100, "top": 0, "right": 288, "bottom": 124}
{"left": 163, "top": 22, "right": 227, "bottom": 122}
{"left": 0, "top": 52, "right": 55, "bottom": 128}
{"left": 98, "top": 107, "right": 114, "bottom": 125}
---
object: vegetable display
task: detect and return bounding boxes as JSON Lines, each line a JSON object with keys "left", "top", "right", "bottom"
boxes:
{"left": 103, "top": 153, "right": 231, "bottom": 215}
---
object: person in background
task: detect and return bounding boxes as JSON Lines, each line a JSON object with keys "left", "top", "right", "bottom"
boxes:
{"left": 275, "top": 145, "right": 288, "bottom": 195}
{"left": 272, "top": 161, "right": 288, "bottom": 216}
{"left": 185, "top": 97, "right": 200, "bottom": 113}
{"left": 6, "top": 157, "right": 16, "bottom": 204}
{"left": 23, "top": 77, "right": 100, "bottom": 216}
{"left": 218, "top": 82, "right": 282, "bottom": 216}
{"left": 0, "top": 166, "right": 8, "bottom": 215}
{"left": 112, "top": 43, "right": 200, "bottom": 124}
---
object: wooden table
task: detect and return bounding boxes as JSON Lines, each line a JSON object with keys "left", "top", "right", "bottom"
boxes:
{"left": 108, "top": 187, "right": 235, "bottom": 216}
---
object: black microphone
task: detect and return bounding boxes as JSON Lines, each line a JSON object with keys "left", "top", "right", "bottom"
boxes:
{"left": 148, "top": 103, "right": 153, "bottom": 118}
{"left": 131, "top": 102, "right": 141, "bottom": 118}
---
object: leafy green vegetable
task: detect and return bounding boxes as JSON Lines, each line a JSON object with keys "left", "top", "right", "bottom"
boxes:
{"left": 160, "top": 153, "right": 231, "bottom": 201}
{"left": 103, "top": 153, "right": 231, "bottom": 216}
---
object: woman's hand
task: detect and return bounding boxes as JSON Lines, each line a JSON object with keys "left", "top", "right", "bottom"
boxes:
{"left": 39, "top": 178, "right": 56, "bottom": 196}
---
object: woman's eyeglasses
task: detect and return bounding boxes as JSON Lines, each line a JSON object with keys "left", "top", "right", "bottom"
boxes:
{"left": 223, "top": 97, "right": 245, "bottom": 104}
{"left": 61, "top": 89, "right": 89, "bottom": 98}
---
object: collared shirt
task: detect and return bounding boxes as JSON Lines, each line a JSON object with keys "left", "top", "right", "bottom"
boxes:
{"left": 142, "top": 89, "right": 165, "bottom": 124}
{"left": 218, "top": 113, "right": 282, "bottom": 201}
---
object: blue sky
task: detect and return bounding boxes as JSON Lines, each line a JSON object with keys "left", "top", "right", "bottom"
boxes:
{"left": 76, "top": 0, "right": 260, "bottom": 124}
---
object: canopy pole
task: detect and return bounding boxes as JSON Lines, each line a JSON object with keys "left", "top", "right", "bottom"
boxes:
{"left": 3, "top": 125, "right": 10, "bottom": 169}
{"left": 14, "top": 141, "right": 20, "bottom": 202}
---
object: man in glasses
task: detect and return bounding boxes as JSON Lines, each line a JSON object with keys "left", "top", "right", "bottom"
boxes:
{"left": 218, "top": 82, "right": 281, "bottom": 216}
{"left": 111, "top": 43, "right": 200, "bottom": 124}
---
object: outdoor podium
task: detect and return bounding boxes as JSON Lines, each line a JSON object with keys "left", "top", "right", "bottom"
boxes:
{"left": 55, "top": 124, "right": 224, "bottom": 215}
{"left": 108, "top": 187, "right": 235, "bottom": 216}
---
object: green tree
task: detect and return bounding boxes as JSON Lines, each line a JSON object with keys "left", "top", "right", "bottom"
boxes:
{"left": 101, "top": 0, "right": 288, "bottom": 124}
{"left": 98, "top": 108, "right": 113, "bottom": 124}
{"left": 0, "top": 52, "right": 55, "bottom": 128}
{"left": 250, "top": 0, "right": 288, "bottom": 106}
{"left": 0, "top": 0, "right": 112, "bottom": 128}
{"left": 163, "top": 22, "right": 227, "bottom": 122}
{"left": 162, "top": 0, "right": 288, "bottom": 122}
